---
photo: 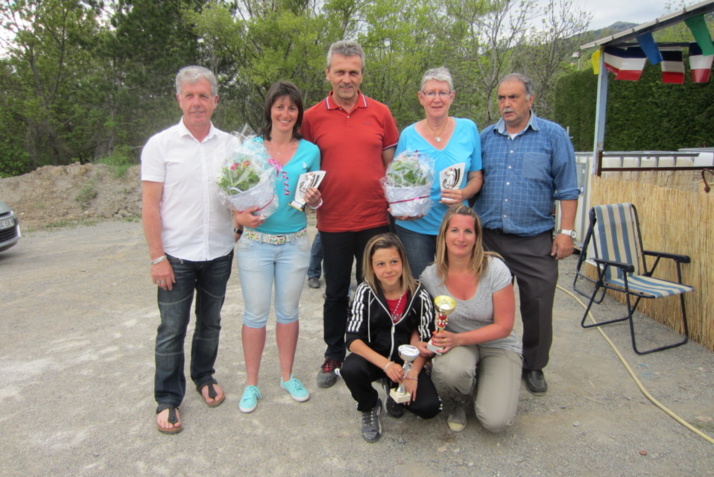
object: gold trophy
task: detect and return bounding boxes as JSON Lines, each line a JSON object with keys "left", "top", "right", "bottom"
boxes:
{"left": 389, "top": 344, "right": 420, "bottom": 404}
{"left": 427, "top": 295, "right": 456, "bottom": 355}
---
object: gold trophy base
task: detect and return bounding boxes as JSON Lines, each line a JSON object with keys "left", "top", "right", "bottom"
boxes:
{"left": 288, "top": 199, "right": 306, "bottom": 211}
{"left": 389, "top": 388, "right": 411, "bottom": 404}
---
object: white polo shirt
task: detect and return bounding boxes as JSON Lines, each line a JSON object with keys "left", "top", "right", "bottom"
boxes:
{"left": 141, "top": 119, "right": 237, "bottom": 261}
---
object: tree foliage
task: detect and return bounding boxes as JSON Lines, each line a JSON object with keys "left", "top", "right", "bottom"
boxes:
{"left": 3, "top": 0, "right": 705, "bottom": 178}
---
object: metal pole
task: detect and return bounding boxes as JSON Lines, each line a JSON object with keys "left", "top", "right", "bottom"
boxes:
{"left": 593, "top": 50, "right": 609, "bottom": 177}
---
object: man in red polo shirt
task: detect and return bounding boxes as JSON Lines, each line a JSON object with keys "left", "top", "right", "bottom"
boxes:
{"left": 302, "top": 40, "right": 399, "bottom": 389}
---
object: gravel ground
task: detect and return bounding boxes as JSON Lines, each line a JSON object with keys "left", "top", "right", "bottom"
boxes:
{"left": 0, "top": 220, "right": 712, "bottom": 477}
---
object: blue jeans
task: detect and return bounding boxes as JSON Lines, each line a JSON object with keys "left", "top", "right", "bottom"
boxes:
{"left": 307, "top": 232, "right": 322, "bottom": 279}
{"left": 237, "top": 231, "right": 310, "bottom": 328}
{"left": 155, "top": 251, "right": 233, "bottom": 406}
{"left": 395, "top": 225, "right": 437, "bottom": 279}
{"left": 320, "top": 225, "right": 390, "bottom": 361}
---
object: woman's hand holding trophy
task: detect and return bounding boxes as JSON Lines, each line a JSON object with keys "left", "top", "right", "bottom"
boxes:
{"left": 389, "top": 345, "right": 420, "bottom": 404}
{"left": 427, "top": 295, "right": 456, "bottom": 355}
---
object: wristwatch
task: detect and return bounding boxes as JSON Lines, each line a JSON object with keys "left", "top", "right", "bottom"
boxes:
{"left": 557, "top": 229, "right": 576, "bottom": 239}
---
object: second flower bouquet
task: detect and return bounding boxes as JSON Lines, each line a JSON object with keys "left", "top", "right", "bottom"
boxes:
{"left": 382, "top": 150, "right": 434, "bottom": 218}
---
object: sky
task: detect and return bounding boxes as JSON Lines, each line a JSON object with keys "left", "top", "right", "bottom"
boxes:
{"left": 560, "top": 0, "right": 678, "bottom": 30}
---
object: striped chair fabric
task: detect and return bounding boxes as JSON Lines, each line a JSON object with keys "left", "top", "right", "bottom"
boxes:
{"left": 574, "top": 202, "right": 692, "bottom": 354}
{"left": 593, "top": 204, "right": 694, "bottom": 297}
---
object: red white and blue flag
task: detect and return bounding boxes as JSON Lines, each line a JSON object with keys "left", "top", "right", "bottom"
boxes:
{"left": 603, "top": 46, "right": 647, "bottom": 81}
{"left": 689, "top": 43, "right": 713, "bottom": 83}
{"left": 660, "top": 48, "right": 684, "bottom": 84}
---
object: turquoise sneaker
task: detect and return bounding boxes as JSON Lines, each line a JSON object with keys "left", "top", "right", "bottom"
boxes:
{"left": 280, "top": 375, "right": 310, "bottom": 402}
{"left": 239, "top": 385, "right": 262, "bottom": 413}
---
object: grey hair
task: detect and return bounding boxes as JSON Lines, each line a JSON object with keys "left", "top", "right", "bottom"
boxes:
{"left": 499, "top": 73, "right": 535, "bottom": 99}
{"left": 326, "top": 41, "right": 365, "bottom": 70}
{"left": 175, "top": 66, "right": 218, "bottom": 96}
{"left": 420, "top": 67, "right": 453, "bottom": 91}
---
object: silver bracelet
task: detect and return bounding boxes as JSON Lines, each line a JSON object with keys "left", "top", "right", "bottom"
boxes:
{"left": 150, "top": 255, "right": 167, "bottom": 265}
{"left": 308, "top": 198, "right": 323, "bottom": 210}
{"left": 383, "top": 361, "right": 393, "bottom": 371}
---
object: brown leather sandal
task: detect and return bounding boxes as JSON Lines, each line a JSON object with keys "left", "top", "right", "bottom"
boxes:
{"left": 198, "top": 381, "right": 225, "bottom": 408}
{"left": 156, "top": 404, "right": 183, "bottom": 434}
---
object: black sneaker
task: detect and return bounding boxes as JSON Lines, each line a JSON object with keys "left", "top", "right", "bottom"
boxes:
{"left": 383, "top": 379, "right": 405, "bottom": 418}
{"left": 316, "top": 358, "right": 342, "bottom": 388}
{"left": 360, "top": 398, "right": 382, "bottom": 443}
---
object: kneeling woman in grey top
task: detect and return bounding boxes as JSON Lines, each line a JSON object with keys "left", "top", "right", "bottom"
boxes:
{"left": 419, "top": 204, "right": 522, "bottom": 433}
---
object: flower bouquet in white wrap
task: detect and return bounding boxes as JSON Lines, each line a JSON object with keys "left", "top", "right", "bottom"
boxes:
{"left": 216, "top": 129, "right": 278, "bottom": 218}
{"left": 382, "top": 150, "right": 434, "bottom": 217}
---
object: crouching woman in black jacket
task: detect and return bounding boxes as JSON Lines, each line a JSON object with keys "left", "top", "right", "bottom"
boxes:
{"left": 341, "top": 233, "right": 441, "bottom": 443}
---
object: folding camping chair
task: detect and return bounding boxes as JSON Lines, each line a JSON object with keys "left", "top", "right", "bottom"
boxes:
{"left": 573, "top": 203, "right": 693, "bottom": 355}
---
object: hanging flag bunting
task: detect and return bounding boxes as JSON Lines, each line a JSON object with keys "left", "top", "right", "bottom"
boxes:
{"left": 603, "top": 46, "right": 625, "bottom": 74}
{"left": 637, "top": 32, "right": 663, "bottom": 65}
{"left": 591, "top": 49, "right": 601, "bottom": 75}
{"left": 685, "top": 14, "right": 714, "bottom": 56}
{"left": 603, "top": 46, "right": 647, "bottom": 81}
{"left": 660, "top": 48, "right": 684, "bottom": 84}
{"left": 689, "top": 43, "right": 713, "bottom": 83}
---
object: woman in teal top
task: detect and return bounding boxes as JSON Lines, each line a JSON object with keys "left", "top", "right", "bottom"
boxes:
{"left": 393, "top": 67, "right": 483, "bottom": 278}
{"left": 233, "top": 81, "right": 321, "bottom": 413}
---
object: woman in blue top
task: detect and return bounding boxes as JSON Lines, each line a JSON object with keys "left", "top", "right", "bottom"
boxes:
{"left": 234, "top": 81, "right": 321, "bottom": 413}
{"left": 393, "top": 67, "right": 483, "bottom": 278}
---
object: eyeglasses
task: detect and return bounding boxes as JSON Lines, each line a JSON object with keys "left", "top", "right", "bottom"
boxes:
{"left": 421, "top": 91, "right": 452, "bottom": 98}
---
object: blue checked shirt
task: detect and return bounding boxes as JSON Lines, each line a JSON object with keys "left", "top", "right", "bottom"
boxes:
{"left": 474, "top": 111, "right": 579, "bottom": 237}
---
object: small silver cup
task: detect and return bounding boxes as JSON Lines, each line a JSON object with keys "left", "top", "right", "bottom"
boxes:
{"left": 389, "top": 344, "right": 420, "bottom": 404}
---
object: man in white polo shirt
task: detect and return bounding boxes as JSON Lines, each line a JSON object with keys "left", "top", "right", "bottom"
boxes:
{"left": 141, "top": 65, "right": 236, "bottom": 434}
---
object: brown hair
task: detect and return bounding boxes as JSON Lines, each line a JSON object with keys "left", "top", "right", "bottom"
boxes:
{"left": 362, "top": 233, "right": 418, "bottom": 295}
{"left": 261, "top": 81, "right": 304, "bottom": 141}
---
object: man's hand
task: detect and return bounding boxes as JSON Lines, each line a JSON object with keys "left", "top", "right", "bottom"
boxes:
{"left": 151, "top": 260, "right": 175, "bottom": 291}
{"left": 551, "top": 233, "right": 574, "bottom": 260}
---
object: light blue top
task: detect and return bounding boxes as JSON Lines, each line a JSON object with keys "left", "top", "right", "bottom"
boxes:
{"left": 253, "top": 137, "right": 321, "bottom": 235}
{"left": 394, "top": 117, "right": 482, "bottom": 235}
{"left": 474, "top": 111, "right": 579, "bottom": 236}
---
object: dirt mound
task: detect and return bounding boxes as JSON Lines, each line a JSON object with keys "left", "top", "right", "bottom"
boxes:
{"left": 0, "top": 163, "right": 142, "bottom": 230}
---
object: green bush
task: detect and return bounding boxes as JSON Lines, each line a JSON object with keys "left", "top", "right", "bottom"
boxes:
{"left": 97, "top": 145, "right": 138, "bottom": 178}
{"left": 555, "top": 62, "right": 714, "bottom": 152}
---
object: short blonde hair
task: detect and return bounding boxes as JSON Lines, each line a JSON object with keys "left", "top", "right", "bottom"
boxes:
{"left": 362, "top": 233, "right": 418, "bottom": 295}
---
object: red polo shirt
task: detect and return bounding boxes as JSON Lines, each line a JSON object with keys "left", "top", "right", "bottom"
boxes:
{"left": 302, "top": 91, "right": 399, "bottom": 233}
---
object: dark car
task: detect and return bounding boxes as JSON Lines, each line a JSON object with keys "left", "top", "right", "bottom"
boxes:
{"left": 0, "top": 200, "right": 21, "bottom": 252}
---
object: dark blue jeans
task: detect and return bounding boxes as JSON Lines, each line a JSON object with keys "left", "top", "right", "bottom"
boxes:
{"left": 395, "top": 224, "right": 437, "bottom": 279}
{"left": 307, "top": 232, "right": 323, "bottom": 279}
{"left": 154, "top": 251, "right": 233, "bottom": 406}
{"left": 320, "top": 226, "right": 390, "bottom": 361}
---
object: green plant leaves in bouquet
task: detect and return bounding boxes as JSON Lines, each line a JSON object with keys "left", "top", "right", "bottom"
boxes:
{"left": 219, "top": 152, "right": 262, "bottom": 193}
{"left": 386, "top": 151, "right": 433, "bottom": 188}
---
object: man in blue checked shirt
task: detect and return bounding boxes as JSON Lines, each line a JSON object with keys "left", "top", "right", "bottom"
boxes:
{"left": 474, "top": 73, "right": 579, "bottom": 395}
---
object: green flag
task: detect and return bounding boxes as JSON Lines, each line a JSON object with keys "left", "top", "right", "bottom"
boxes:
{"left": 685, "top": 14, "right": 714, "bottom": 56}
